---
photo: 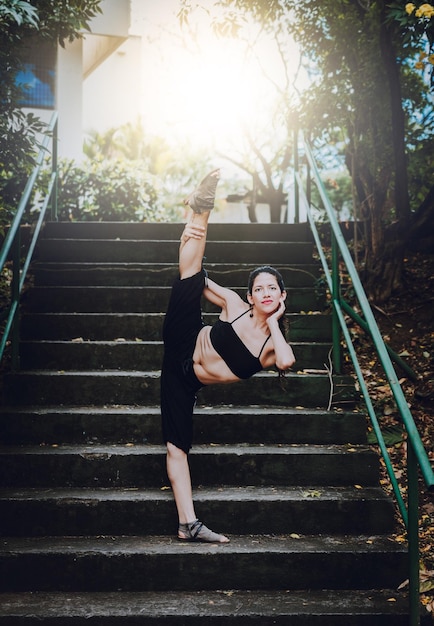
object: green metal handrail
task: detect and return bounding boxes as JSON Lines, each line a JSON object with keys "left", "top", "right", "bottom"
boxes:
{"left": 296, "top": 132, "right": 434, "bottom": 626}
{"left": 0, "top": 112, "right": 58, "bottom": 369}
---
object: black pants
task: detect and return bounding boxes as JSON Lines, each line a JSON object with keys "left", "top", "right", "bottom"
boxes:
{"left": 160, "top": 270, "right": 205, "bottom": 453}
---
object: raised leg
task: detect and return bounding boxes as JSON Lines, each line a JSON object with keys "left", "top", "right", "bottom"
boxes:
{"left": 179, "top": 169, "right": 220, "bottom": 279}
{"left": 179, "top": 212, "right": 210, "bottom": 279}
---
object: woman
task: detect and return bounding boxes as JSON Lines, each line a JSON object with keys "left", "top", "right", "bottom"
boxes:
{"left": 161, "top": 169, "right": 296, "bottom": 544}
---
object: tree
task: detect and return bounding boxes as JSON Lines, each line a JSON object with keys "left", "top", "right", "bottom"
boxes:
{"left": 0, "top": 0, "right": 102, "bottom": 225}
{"left": 293, "top": 0, "right": 412, "bottom": 299}
{"left": 217, "top": 121, "right": 293, "bottom": 223}
{"left": 183, "top": 0, "right": 434, "bottom": 301}
{"left": 387, "top": 2, "right": 434, "bottom": 257}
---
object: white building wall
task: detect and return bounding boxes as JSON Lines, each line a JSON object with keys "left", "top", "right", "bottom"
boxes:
{"left": 82, "top": 36, "right": 142, "bottom": 136}
{"left": 56, "top": 38, "right": 84, "bottom": 161}
{"left": 55, "top": 0, "right": 133, "bottom": 160}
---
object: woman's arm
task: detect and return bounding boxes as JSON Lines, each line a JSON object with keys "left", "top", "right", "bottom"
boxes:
{"left": 203, "top": 277, "right": 240, "bottom": 310}
{"left": 266, "top": 299, "right": 296, "bottom": 371}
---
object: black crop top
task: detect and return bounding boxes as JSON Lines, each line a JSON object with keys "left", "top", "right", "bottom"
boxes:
{"left": 209, "top": 309, "right": 271, "bottom": 379}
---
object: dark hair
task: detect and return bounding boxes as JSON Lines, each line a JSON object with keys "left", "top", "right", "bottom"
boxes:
{"left": 247, "top": 265, "right": 285, "bottom": 295}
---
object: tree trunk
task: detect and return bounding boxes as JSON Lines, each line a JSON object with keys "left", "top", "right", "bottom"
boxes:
{"left": 363, "top": 233, "right": 405, "bottom": 302}
{"left": 247, "top": 202, "right": 258, "bottom": 223}
{"left": 408, "top": 183, "right": 434, "bottom": 252}
{"left": 269, "top": 197, "right": 282, "bottom": 222}
{"left": 362, "top": 185, "right": 434, "bottom": 301}
{"left": 351, "top": 150, "right": 405, "bottom": 302}
{"left": 263, "top": 188, "right": 286, "bottom": 223}
{"left": 379, "top": 1, "right": 411, "bottom": 223}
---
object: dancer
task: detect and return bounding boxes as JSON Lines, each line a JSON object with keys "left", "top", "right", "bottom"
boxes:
{"left": 160, "top": 169, "right": 296, "bottom": 543}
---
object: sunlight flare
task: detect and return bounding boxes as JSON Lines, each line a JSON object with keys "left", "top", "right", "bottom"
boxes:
{"left": 140, "top": 10, "right": 302, "bottom": 150}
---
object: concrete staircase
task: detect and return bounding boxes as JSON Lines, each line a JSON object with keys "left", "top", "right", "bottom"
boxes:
{"left": 0, "top": 222, "right": 423, "bottom": 624}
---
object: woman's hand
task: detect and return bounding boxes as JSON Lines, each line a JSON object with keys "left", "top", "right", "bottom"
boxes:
{"left": 180, "top": 222, "right": 206, "bottom": 244}
{"left": 267, "top": 296, "right": 286, "bottom": 326}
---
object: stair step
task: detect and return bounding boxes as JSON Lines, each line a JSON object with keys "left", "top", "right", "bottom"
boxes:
{"left": 0, "top": 589, "right": 425, "bottom": 625}
{"left": 33, "top": 262, "right": 321, "bottom": 287}
{"left": 21, "top": 312, "right": 333, "bottom": 341}
{"left": 19, "top": 340, "right": 331, "bottom": 371}
{"left": 0, "top": 535, "right": 407, "bottom": 592}
{"left": 23, "top": 285, "right": 323, "bottom": 313}
{"left": 0, "top": 444, "right": 380, "bottom": 488}
{"left": 36, "top": 239, "right": 315, "bottom": 265}
{"left": 0, "top": 486, "right": 396, "bottom": 536}
{"left": 40, "top": 221, "right": 313, "bottom": 242}
{"left": 0, "top": 406, "right": 367, "bottom": 445}
{"left": 3, "top": 371, "right": 356, "bottom": 408}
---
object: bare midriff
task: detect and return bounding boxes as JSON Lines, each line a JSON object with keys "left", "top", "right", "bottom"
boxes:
{"left": 192, "top": 325, "right": 241, "bottom": 385}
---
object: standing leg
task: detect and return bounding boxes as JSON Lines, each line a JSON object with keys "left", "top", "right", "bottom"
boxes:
{"left": 166, "top": 442, "right": 196, "bottom": 523}
{"left": 167, "top": 438, "right": 229, "bottom": 542}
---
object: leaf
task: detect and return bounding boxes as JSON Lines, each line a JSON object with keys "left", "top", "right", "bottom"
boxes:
{"left": 375, "top": 385, "right": 391, "bottom": 395}
{"left": 301, "top": 490, "right": 322, "bottom": 498}
{"left": 420, "top": 580, "right": 434, "bottom": 593}
{"left": 367, "top": 425, "right": 404, "bottom": 446}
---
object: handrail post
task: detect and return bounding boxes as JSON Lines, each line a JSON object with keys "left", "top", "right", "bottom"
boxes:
{"left": 294, "top": 127, "right": 299, "bottom": 224}
{"left": 11, "top": 230, "right": 21, "bottom": 371}
{"left": 306, "top": 160, "right": 311, "bottom": 208}
{"left": 306, "top": 132, "right": 311, "bottom": 207}
{"left": 331, "top": 231, "right": 342, "bottom": 374}
{"left": 408, "top": 441, "right": 420, "bottom": 626}
{"left": 51, "top": 116, "right": 58, "bottom": 221}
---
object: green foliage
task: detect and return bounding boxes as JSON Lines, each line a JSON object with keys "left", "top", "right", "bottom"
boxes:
{"left": 0, "top": 0, "right": 38, "bottom": 27}
{"left": 34, "top": 158, "right": 168, "bottom": 222}
{"left": 310, "top": 173, "right": 354, "bottom": 221}
{"left": 0, "top": 0, "right": 43, "bottom": 188}
{"left": 0, "top": 0, "right": 103, "bottom": 228}
{"left": 83, "top": 124, "right": 217, "bottom": 219}
{"left": 387, "top": 2, "right": 434, "bottom": 84}
{"left": 388, "top": 1, "right": 434, "bottom": 46}
{"left": 22, "top": 0, "right": 102, "bottom": 45}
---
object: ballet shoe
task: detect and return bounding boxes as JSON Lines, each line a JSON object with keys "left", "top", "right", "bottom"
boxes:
{"left": 178, "top": 519, "right": 230, "bottom": 543}
{"left": 184, "top": 168, "right": 220, "bottom": 214}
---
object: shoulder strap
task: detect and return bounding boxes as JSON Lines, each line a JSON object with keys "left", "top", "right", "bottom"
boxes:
{"left": 258, "top": 334, "right": 271, "bottom": 358}
{"left": 229, "top": 307, "right": 252, "bottom": 324}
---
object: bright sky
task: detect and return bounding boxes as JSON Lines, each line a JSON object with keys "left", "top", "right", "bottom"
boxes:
{"left": 129, "top": 0, "right": 303, "bottom": 151}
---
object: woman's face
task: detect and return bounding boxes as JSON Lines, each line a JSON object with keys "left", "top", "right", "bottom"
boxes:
{"left": 248, "top": 272, "right": 286, "bottom": 314}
